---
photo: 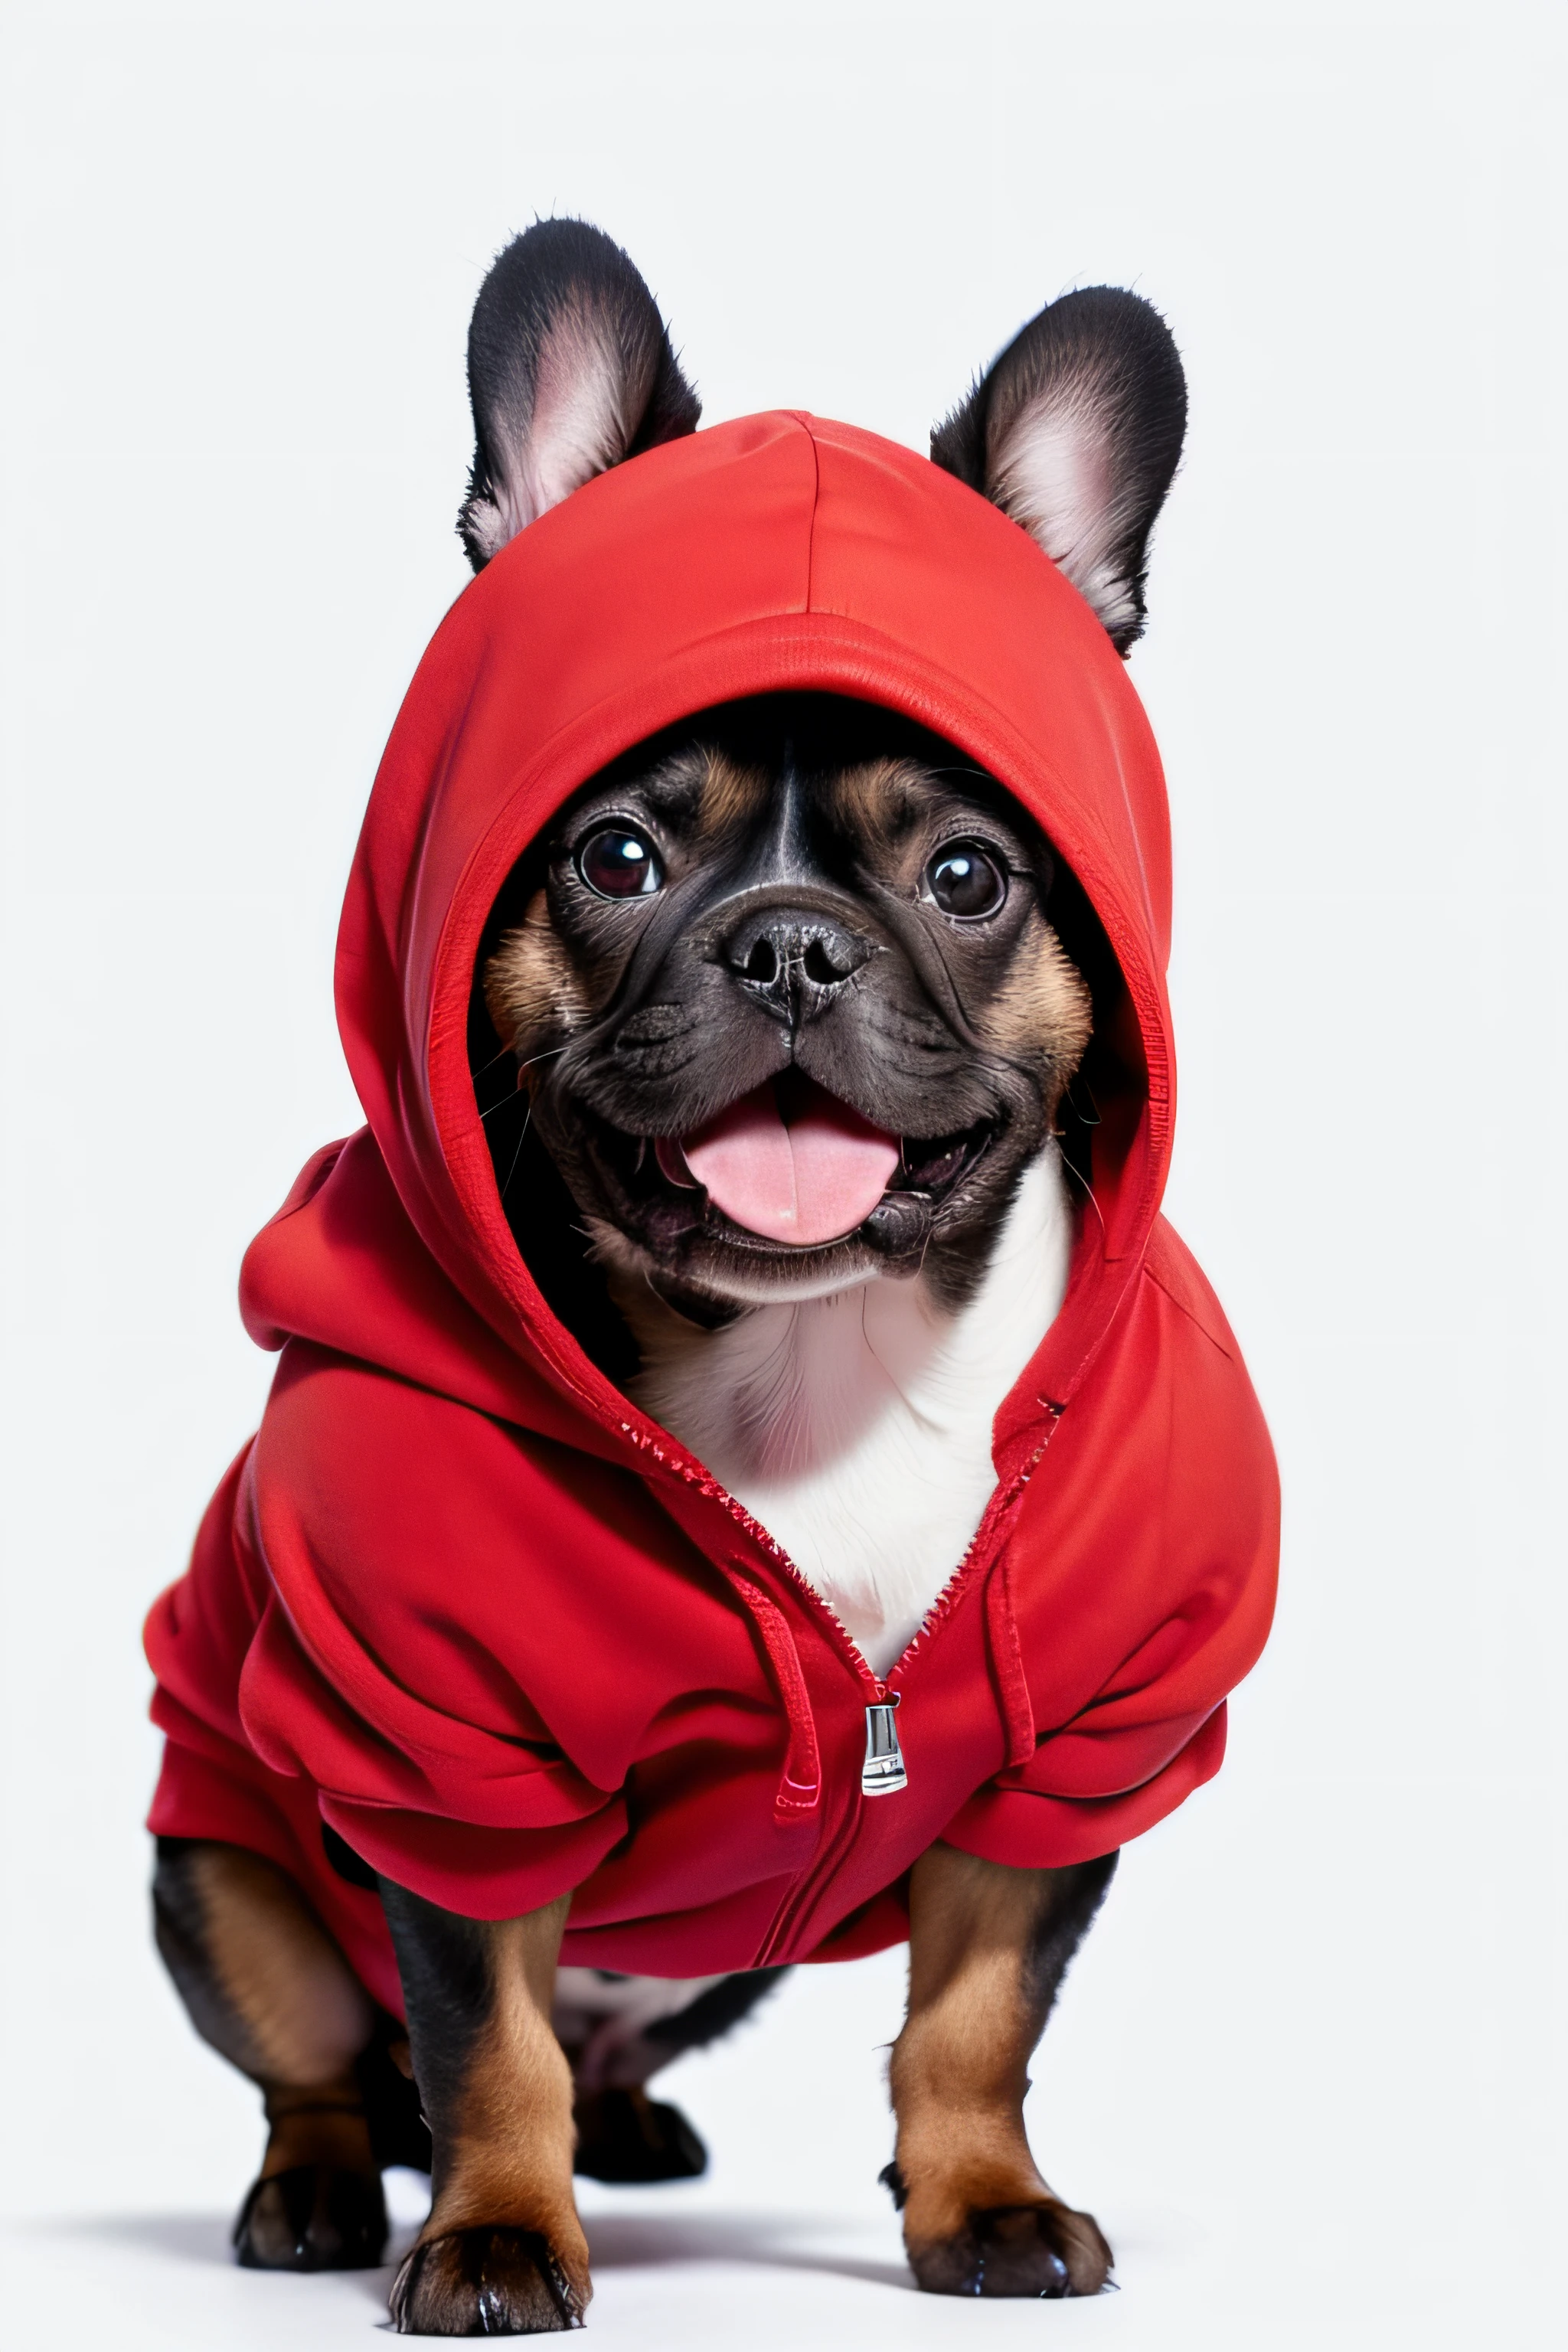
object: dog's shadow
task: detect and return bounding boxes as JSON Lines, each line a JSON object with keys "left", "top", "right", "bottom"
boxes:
{"left": 49, "top": 2212, "right": 413, "bottom": 2308}
{"left": 584, "top": 2207, "right": 913, "bottom": 2292}
{"left": 64, "top": 2203, "right": 914, "bottom": 2299}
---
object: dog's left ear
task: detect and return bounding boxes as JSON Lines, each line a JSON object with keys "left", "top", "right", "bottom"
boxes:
{"left": 932, "top": 289, "right": 1187, "bottom": 654}
{"left": 459, "top": 218, "right": 701, "bottom": 570}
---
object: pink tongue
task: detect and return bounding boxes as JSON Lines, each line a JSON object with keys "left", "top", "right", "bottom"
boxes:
{"left": 680, "top": 1082, "right": 900, "bottom": 1246}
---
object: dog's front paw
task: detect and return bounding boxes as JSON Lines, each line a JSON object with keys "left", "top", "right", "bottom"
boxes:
{"left": 232, "top": 2164, "right": 387, "bottom": 2271}
{"left": 390, "top": 2226, "right": 587, "bottom": 2334}
{"left": 573, "top": 2086, "right": 707, "bottom": 2182}
{"left": 887, "top": 2166, "right": 1112, "bottom": 2298}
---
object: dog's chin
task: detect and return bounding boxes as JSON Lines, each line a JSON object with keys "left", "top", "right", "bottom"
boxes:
{"left": 541, "top": 1089, "right": 1018, "bottom": 1319}
{"left": 586, "top": 1217, "right": 888, "bottom": 1312}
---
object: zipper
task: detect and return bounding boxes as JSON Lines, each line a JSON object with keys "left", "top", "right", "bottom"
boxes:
{"left": 617, "top": 1419, "right": 885, "bottom": 1694}
{"left": 616, "top": 1404, "right": 1064, "bottom": 1965}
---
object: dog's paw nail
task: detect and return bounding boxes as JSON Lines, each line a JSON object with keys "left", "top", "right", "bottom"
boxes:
{"left": 232, "top": 2164, "right": 387, "bottom": 2271}
{"left": 390, "top": 2226, "right": 586, "bottom": 2335}
{"left": 909, "top": 2198, "right": 1112, "bottom": 2298}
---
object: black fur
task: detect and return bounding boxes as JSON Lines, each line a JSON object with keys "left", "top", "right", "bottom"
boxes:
{"left": 932, "top": 287, "right": 1186, "bottom": 653}
{"left": 356, "top": 2015, "right": 433, "bottom": 2174}
{"left": 459, "top": 219, "right": 699, "bottom": 570}
{"left": 376, "top": 1877, "right": 498, "bottom": 2167}
{"left": 1022, "top": 1850, "right": 1119, "bottom": 2016}
{"left": 573, "top": 2089, "right": 708, "bottom": 2184}
{"left": 322, "top": 1820, "right": 379, "bottom": 1889}
{"left": 472, "top": 703, "right": 1131, "bottom": 1355}
{"left": 642, "top": 1964, "right": 789, "bottom": 2063}
{"left": 479, "top": 692, "right": 1092, "bottom": 1321}
{"left": 151, "top": 1836, "right": 266, "bottom": 2079}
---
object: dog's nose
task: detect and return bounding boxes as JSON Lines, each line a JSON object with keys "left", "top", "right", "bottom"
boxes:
{"left": 720, "top": 908, "right": 873, "bottom": 1024}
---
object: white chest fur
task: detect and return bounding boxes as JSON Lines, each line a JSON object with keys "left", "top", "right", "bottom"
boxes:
{"left": 628, "top": 1147, "right": 1073, "bottom": 1677}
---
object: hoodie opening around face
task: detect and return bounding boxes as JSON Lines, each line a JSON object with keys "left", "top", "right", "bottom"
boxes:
{"left": 466, "top": 691, "right": 1139, "bottom": 1387}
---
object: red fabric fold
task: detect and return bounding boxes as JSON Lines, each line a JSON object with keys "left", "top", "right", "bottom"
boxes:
{"left": 986, "top": 1551, "right": 1037, "bottom": 1773}
{"left": 724, "top": 1577, "right": 823, "bottom": 1821}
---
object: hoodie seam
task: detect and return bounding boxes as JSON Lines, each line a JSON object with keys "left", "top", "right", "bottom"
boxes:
{"left": 1139, "top": 1257, "right": 1236, "bottom": 1364}
{"left": 802, "top": 420, "right": 822, "bottom": 610}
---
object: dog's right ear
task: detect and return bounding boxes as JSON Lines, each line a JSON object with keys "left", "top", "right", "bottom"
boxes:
{"left": 458, "top": 220, "right": 701, "bottom": 571}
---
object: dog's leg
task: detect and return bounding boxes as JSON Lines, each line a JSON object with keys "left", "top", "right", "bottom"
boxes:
{"left": 151, "top": 1836, "right": 387, "bottom": 2269}
{"left": 380, "top": 1880, "right": 589, "bottom": 2335}
{"left": 564, "top": 1965, "right": 789, "bottom": 2185}
{"left": 887, "top": 1841, "right": 1117, "bottom": 2297}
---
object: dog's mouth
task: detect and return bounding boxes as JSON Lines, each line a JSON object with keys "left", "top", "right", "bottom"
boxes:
{"left": 580, "top": 1070, "right": 996, "bottom": 1253}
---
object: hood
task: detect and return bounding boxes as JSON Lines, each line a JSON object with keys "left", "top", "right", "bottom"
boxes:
{"left": 318, "top": 411, "right": 1175, "bottom": 1444}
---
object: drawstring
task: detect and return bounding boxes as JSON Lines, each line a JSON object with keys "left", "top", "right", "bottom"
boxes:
{"left": 985, "top": 1548, "right": 1036, "bottom": 1771}
{"left": 982, "top": 1406, "right": 1063, "bottom": 1771}
{"left": 725, "top": 1574, "right": 822, "bottom": 1823}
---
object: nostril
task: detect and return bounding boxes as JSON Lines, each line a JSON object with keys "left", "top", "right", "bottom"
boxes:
{"left": 801, "top": 938, "right": 844, "bottom": 986}
{"left": 743, "top": 937, "right": 779, "bottom": 985}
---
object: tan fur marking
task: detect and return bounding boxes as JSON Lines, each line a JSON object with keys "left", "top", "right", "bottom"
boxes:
{"left": 824, "top": 756, "right": 923, "bottom": 856}
{"left": 414, "top": 1894, "right": 590, "bottom": 2305}
{"left": 186, "top": 1844, "right": 375, "bottom": 2088}
{"left": 484, "top": 889, "right": 593, "bottom": 1061}
{"left": 696, "top": 750, "right": 768, "bottom": 838}
{"left": 180, "top": 1843, "right": 378, "bottom": 2180}
{"left": 890, "top": 1844, "right": 1111, "bottom": 2295}
{"left": 260, "top": 2089, "right": 376, "bottom": 2180}
{"left": 979, "top": 920, "right": 1093, "bottom": 1103}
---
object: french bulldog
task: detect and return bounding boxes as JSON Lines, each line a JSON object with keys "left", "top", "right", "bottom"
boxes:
{"left": 152, "top": 218, "right": 1192, "bottom": 2330}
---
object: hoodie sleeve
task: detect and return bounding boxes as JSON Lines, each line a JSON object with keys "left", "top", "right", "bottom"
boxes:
{"left": 940, "top": 1227, "right": 1280, "bottom": 1870}
{"left": 188, "top": 1340, "right": 791, "bottom": 1922}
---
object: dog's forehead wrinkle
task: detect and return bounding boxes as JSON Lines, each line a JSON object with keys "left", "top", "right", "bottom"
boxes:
{"left": 855, "top": 883, "right": 987, "bottom": 1047}
{"left": 635, "top": 747, "right": 714, "bottom": 822}
{"left": 564, "top": 746, "right": 710, "bottom": 838}
{"left": 557, "top": 859, "right": 717, "bottom": 1021}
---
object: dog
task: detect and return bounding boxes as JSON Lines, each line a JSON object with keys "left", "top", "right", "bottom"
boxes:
{"left": 148, "top": 220, "right": 1278, "bottom": 2333}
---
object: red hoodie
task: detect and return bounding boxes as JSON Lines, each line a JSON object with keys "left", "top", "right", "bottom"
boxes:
{"left": 145, "top": 413, "right": 1279, "bottom": 2020}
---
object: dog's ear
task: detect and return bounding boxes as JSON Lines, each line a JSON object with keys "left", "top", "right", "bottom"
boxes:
{"left": 932, "top": 289, "right": 1187, "bottom": 654}
{"left": 458, "top": 220, "right": 701, "bottom": 570}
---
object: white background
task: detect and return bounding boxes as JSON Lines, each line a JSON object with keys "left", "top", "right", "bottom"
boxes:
{"left": 2, "top": 3, "right": 1563, "bottom": 2345}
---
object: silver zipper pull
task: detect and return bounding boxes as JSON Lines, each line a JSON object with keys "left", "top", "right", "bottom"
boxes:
{"left": 861, "top": 1694, "right": 906, "bottom": 1797}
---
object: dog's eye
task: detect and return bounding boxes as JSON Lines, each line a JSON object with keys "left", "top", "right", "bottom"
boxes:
{"left": 577, "top": 827, "right": 664, "bottom": 900}
{"left": 924, "top": 841, "right": 1006, "bottom": 920}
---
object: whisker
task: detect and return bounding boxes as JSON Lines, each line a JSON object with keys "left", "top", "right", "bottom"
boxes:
{"left": 1067, "top": 1165, "right": 1106, "bottom": 1235}
{"left": 498, "top": 1103, "right": 533, "bottom": 1200}
{"left": 478, "top": 1041, "right": 573, "bottom": 1118}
